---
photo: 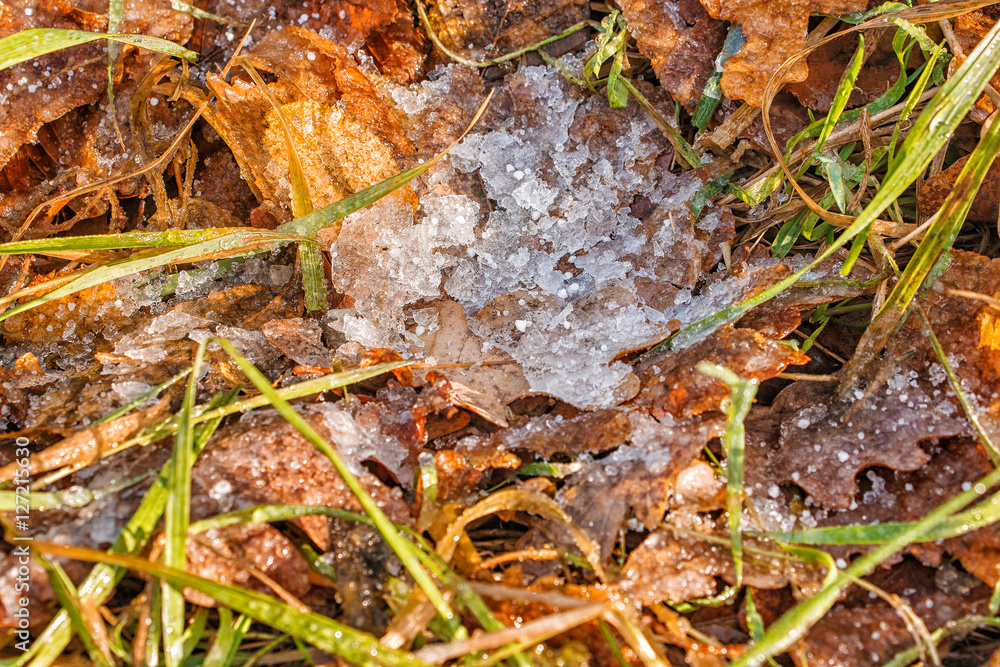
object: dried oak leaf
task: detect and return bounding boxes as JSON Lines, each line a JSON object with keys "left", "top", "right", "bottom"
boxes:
{"left": 409, "top": 299, "right": 532, "bottom": 427}
{"left": 191, "top": 404, "right": 411, "bottom": 550}
{"left": 261, "top": 317, "right": 335, "bottom": 368}
{"left": 185, "top": 524, "right": 312, "bottom": 608}
{"left": 425, "top": 0, "right": 588, "bottom": 56}
{"left": 618, "top": 0, "right": 727, "bottom": 107}
{"left": 793, "top": 559, "right": 990, "bottom": 667}
{"left": 205, "top": 26, "right": 411, "bottom": 218}
{"left": 747, "top": 250, "right": 1000, "bottom": 509}
{"left": 918, "top": 155, "right": 1000, "bottom": 224}
{"left": 632, "top": 326, "right": 809, "bottom": 420}
{"left": 699, "top": 0, "right": 867, "bottom": 107}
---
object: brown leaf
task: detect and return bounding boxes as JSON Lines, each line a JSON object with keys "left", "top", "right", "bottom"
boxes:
{"left": 786, "top": 30, "right": 901, "bottom": 112}
{"left": 191, "top": 405, "right": 412, "bottom": 550}
{"left": 185, "top": 524, "right": 312, "bottom": 608}
{"left": 410, "top": 299, "right": 532, "bottom": 427}
{"left": 700, "top": 0, "right": 867, "bottom": 107}
{"left": 918, "top": 155, "right": 1000, "bottom": 224}
{"left": 632, "top": 326, "right": 809, "bottom": 420}
{"left": 425, "top": 0, "right": 588, "bottom": 56}
{"left": 747, "top": 250, "right": 1000, "bottom": 509}
{"left": 793, "top": 560, "right": 990, "bottom": 667}
{"left": 261, "top": 317, "right": 334, "bottom": 368}
{"left": 365, "top": 0, "right": 427, "bottom": 83}
{"left": 205, "top": 26, "right": 410, "bottom": 218}
{"left": 618, "top": 0, "right": 727, "bottom": 107}
{"left": 952, "top": 4, "right": 1000, "bottom": 123}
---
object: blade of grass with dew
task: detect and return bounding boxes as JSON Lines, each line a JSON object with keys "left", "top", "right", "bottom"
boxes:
{"left": 190, "top": 504, "right": 371, "bottom": 534}
{"left": 693, "top": 25, "right": 745, "bottom": 130}
{"left": 837, "top": 96, "right": 1000, "bottom": 394}
{"left": 182, "top": 607, "right": 210, "bottom": 660}
{"left": 0, "top": 29, "right": 197, "bottom": 71}
{"left": 31, "top": 542, "right": 433, "bottom": 667}
{"left": 208, "top": 502, "right": 536, "bottom": 667}
{"left": 0, "top": 229, "right": 300, "bottom": 323}
{"left": 660, "top": 16, "right": 1000, "bottom": 353}
{"left": 21, "top": 387, "right": 239, "bottom": 667}
{"left": 96, "top": 368, "right": 191, "bottom": 425}
{"left": 70, "top": 361, "right": 415, "bottom": 469}
{"left": 0, "top": 228, "right": 257, "bottom": 255}
{"left": 582, "top": 11, "right": 624, "bottom": 87}
{"left": 242, "top": 59, "right": 329, "bottom": 311}
{"left": 814, "top": 35, "right": 865, "bottom": 155}
{"left": 299, "top": 241, "right": 328, "bottom": 312}
{"left": 35, "top": 555, "right": 115, "bottom": 667}
{"left": 917, "top": 307, "right": 1000, "bottom": 462}
{"left": 213, "top": 338, "right": 466, "bottom": 641}
{"left": 203, "top": 609, "right": 251, "bottom": 667}
{"left": 889, "top": 41, "right": 946, "bottom": 163}
{"left": 621, "top": 77, "right": 702, "bottom": 169}
{"left": 760, "top": 485, "right": 1000, "bottom": 545}
{"left": 106, "top": 0, "right": 123, "bottom": 111}
{"left": 162, "top": 341, "right": 206, "bottom": 667}
{"left": 0, "top": 472, "right": 152, "bottom": 511}
{"left": 732, "top": 460, "right": 1000, "bottom": 666}
{"left": 170, "top": 0, "right": 235, "bottom": 23}
{"left": 697, "top": 363, "right": 757, "bottom": 589}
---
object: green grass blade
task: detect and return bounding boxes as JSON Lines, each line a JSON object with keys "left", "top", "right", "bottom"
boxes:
{"left": 34, "top": 555, "right": 114, "bottom": 667}
{"left": 181, "top": 606, "right": 209, "bottom": 659}
{"left": 214, "top": 339, "right": 465, "bottom": 641}
{"left": 299, "top": 241, "right": 328, "bottom": 312}
{"left": 162, "top": 341, "right": 206, "bottom": 667}
{"left": 23, "top": 387, "right": 240, "bottom": 667}
{"left": 838, "top": 93, "right": 1000, "bottom": 397}
{"left": 917, "top": 308, "right": 1000, "bottom": 462}
{"left": 663, "top": 16, "right": 1000, "bottom": 352}
{"left": 96, "top": 368, "right": 191, "bottom": 425}
{"left": 0, "top": 29, "right": 197, "bottom": 71}
{"left": 0, "top": 228, "right": 256, "bottom": 254}
{"left": 621, "top": 78, "right": 702, "bottom": 169}
{"left": 169, "top": 0, "right": 235, "bottom": 23}
{"left": 0, "top": 229, "right": 297, "bottom": 323}
{"left": 814, "top": 35, "right": 864, "bottom": 154}
{"left": 32, "top": 542, "right": 432, "bottom": 667}
{"left": 697, "top": 363, "right": 757, "bottom": 588}
{"left": 106, "top": 0, "right": 124, "bottom": 109}
{"left": 203, "top": 609, "right": 251, "bottom": 667}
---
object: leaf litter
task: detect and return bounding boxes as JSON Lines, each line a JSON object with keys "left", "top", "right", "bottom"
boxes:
{"left": 4, "top": 1, "right": 1000, "bottom": 666}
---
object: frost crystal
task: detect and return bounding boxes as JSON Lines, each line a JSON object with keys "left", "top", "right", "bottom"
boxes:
{"left": 331, "top": 65, "right": 733, "bottom": 406}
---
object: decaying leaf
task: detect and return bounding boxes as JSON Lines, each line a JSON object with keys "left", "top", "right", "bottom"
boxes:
{"left": 205, "top": 26, "right": 411, "bottom": 219}
{"left": 951, "top": 3, "right": 1000, "bottom": 122}
{"left": 746, "top": 250, "right": 1000, "bottom": 509}
{"left": 190, "top": 405, "right": 411, "bottom": 550}
{"left": 0, "top": 396, "right": 170, "bottom": 484}
{"left": 792, "top": 560, "right": 989, "bottom": 667}
{"left": 918, "top": 155, "right": 1000, "bottom": 224}
{"left": 184, "top": 523, "right": 312, "bottom": 608}
{"left": 409, "top": 299, "right": 531, "bottom": 427}
{"left": 633, "top": 326, "right": 808, "bottom": 420}
{"left": 618, "top": 0, "right": 727, "bottom": 107}
{"left": 700, "top": 0, "right": 867, "bottom": 107}
{"left": 786, "top": 30, "right": 902, "bottom": 112}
